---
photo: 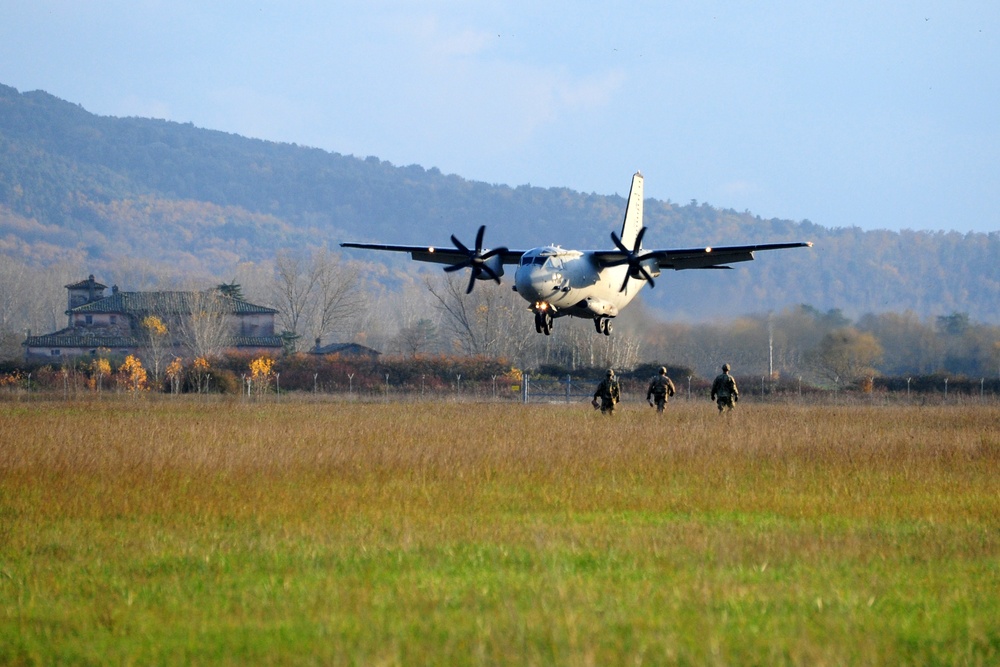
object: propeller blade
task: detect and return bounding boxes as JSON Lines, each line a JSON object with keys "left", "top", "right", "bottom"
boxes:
{"left": 610, "top": 226, "right": 655, "bottom": 292}
{"left": 638, "top": 265, "right": 656, "bottom": 288}
{"left": 443, "top": 226, "right": 503, "bottom": 293}
{"left": 479, "top": 262, "right": 502, "bottom": 284}
{"left": 619, "top": 273, "right": 631, "bottom": 293}
{"left": 633, "top": 226, "right": 647, "bottom": 251}
{"left": 611, "top": 231, "right": 629, "bottom": 254}
{"left": 479, "top": 246, "right": 508, "bottom": 260}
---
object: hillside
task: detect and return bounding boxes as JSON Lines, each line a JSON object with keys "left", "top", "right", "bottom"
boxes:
{"left": 1, "top": 83, "right": 997, "bottom": 323}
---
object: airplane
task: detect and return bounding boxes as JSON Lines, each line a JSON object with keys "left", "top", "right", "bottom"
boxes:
{"left": 341, "top": 172, "right": 812, "bottom": 336}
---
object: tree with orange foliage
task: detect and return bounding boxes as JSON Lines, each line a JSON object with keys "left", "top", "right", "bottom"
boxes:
{"left": 165, "top": 357, "right": 184, "bottom": 395}
{"left": 141, "top": 315, "right": 171, "bottom": 386}
{"left": 88, "top": 357, "right": 111, "bottom": 392}
{"left": 118, "top": 355, "right": 148, "bottom": 393}
{"left": 191, "top": 356, "right": 211, "bottom": 393}
{"left": 249, "top": 356, "right": 274, "bottom": 396}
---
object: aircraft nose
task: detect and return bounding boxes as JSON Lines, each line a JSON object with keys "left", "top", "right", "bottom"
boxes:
{"left": 515, "top": 265, "right": 558, "bottom": 300}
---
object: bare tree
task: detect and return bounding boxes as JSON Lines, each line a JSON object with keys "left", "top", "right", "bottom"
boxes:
{"left": 396, "top": 318, "right": 439, "bottom": 357}
{"left": 176, "top": 290, "right": 231, "bottom": 360}
{"left": 272, "top": 249, "right": 361, "bottom": 352}
{"left": 427, "top": 274, "right": 534, "bottom": 361}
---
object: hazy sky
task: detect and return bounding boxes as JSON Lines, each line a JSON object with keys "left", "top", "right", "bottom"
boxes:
{"left": 2, "top": 1, "right": 998, "bottom": 233}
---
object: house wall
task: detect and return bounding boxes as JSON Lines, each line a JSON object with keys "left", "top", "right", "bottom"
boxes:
{"left": 70, "top": 312, "right": 126, "bottom": 330}
{"left": 24, "top": 344, "right": 134, "bottom": 361}
{"left": 236, "top": 313, "right": 276, "bottom": 336}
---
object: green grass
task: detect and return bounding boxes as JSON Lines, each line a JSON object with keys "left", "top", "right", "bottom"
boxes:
{"left": 1, "top": 398, "right": 998, "bottom": 664}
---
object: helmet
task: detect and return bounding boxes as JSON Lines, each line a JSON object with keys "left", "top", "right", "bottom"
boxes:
{"left": 606, "top": 369, "right": 614, "bottom": 377}
{"left": 659, "top": 366, "right": 667, "bottom": 375}
{"left": 722, "top": 364, "right": 730, "bottom": 372}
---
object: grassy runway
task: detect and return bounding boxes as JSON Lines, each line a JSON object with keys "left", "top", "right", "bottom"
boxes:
{"left": 1, "top": 397, "right": 998, "bottom": 664}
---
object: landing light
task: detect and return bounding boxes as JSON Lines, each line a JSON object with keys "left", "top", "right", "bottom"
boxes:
{"left": 428, "top": 247, "right": 435, "bottom": 253}
{"left": 705, "top": 247, "right": 712, "bottom": 253}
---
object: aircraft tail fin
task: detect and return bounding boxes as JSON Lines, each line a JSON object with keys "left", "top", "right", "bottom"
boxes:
{"left": 619, "top": 171, "right": 644, "bottom": 249}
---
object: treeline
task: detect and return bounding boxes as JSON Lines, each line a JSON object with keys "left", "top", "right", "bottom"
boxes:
{"left": 636, "top": 305, "right": 1000, "bottom": 386}
{"left": 1, "top": 83, "right": 998, "bottom": 324}
{"left": 3, "top": 350, "right": 998, "bottom": 401}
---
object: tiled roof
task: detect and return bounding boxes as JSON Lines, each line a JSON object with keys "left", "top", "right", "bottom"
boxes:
{"left": 23, "top": 329, "right": 139, "bottom": 348}
{"left": 65, "top": 276, "right": 108, "bottom": 290}
{"left": 70, "top": 291, "right": 278, "bottom": 316}
{"left": 311, "top": 342, "right": 381, "bottom": 356}
{"left": 230, "top": 336, "right": 284, "bottom": 348}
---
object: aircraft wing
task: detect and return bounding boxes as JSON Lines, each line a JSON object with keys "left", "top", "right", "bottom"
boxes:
{"left": 340, "top": 242, "right": 526, "bottom": 266}
{"left": 594, "top": 241, "right": 812, "bottom": 270}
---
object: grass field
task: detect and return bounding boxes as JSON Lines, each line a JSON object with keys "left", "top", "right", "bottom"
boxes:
{"left": 1, "top": 396, "right": 998, "bottom": 665}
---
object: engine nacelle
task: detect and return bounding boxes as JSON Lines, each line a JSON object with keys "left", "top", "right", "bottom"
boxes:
{"left": 582, "top": 297, "right": 619, "bottom": 317}
{"left": 473, "top": 254, "right": 505, "bottom": 281}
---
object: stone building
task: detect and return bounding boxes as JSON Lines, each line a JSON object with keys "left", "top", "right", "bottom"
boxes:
{"left": 23, "top": 275, "right": 282, "bottom": 360}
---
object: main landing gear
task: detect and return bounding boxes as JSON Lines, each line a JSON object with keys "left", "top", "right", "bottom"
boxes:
{"left": 594, "top": 317, "right": 613, "bottom": 336}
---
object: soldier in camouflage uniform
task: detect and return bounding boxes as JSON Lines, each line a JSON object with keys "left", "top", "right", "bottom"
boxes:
{"left": 646, "top": 366, "right": 676, "bottom": 414}
{"left": 710, "top": 363, "right": 739, "bottom": 413}
{"left": 592, "top": 369, "right": 621, "bottom": 415}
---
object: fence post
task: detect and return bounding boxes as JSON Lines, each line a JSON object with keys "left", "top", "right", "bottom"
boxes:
{"left": 521, "top": 373, "right": 529, "bottom": 404}
{"left": 565, "top": 374, "right": 571, "bottom": 403}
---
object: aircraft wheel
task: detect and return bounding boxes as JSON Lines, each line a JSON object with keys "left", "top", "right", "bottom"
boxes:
{"left": 534, "top": 313, "right": 543, "bottom": 334}
{"left": 603, "top": 319, "right": 613, "bottom": 336}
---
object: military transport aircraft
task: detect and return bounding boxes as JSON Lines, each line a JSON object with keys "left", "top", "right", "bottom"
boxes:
{"left": 341, "top": 172, "right": 812, "bottom": 336}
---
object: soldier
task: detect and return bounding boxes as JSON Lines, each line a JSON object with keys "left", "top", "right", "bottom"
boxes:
{"left": 646, "top": 366, "right": 676, "bottom": 414}
{"left": 710, "top": 363, "right": 739, "bottom": 413}
{"left": 592, "top": 369, "right": 621, "bottom": 415}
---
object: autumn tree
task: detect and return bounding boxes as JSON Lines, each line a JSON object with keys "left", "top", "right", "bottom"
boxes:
{"left": 190, "top": 356, "right": 211, "bottom": 393}
{"left": 807, "top": 327, "right": 883, "bottom": 387}
{"left": 140, "top": 315, "right": 171, "bottom": 385}
{"left": 857, "top": 311, "right": 941, "bottom": 375}
{"left": 118, "top": 355, "right": 148, "bottom": 393}
{"left": 88, "top": 357, "right": 111, "bottom": 392}
{"left": 249, "top": 356, "right": 274, "bottom": 396}
{"left": 165, "top": 357, "right": 184, "bottom": 395}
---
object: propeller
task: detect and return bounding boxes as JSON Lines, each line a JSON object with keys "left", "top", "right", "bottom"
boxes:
{"left": 443, "top": 225, "right": 509, "bottom": 294}
{"left": 606, "top": 226, "right": 657, "bottom": 293}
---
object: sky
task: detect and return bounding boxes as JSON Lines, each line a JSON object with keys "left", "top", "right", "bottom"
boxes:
{"left": 2, "top": 1, "right": 999, "bottom": 234}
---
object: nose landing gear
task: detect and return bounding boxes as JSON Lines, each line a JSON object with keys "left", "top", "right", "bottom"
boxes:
{"left": 533, "top": 306, "right": 554, "bottom": 335}
{"left": 534, "top": 311, "right": 553, "bottom": 335}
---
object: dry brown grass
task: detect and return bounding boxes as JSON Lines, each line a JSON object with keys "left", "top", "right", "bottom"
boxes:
{"left": 1, "top": 396, "right": 998, "bottom": 664}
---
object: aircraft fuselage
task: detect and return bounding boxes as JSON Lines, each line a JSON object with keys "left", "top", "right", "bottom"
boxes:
{"left": 512, "top": 245, "right": 659, "bottom": 320}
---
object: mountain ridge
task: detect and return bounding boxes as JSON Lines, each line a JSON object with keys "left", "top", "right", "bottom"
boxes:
{"left": 1, "top": 83, "right": 997, "bottom": 323}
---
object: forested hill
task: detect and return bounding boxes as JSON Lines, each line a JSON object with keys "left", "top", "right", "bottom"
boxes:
{"left": 1, "top": 83, "right": 997, "bottom": 323}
